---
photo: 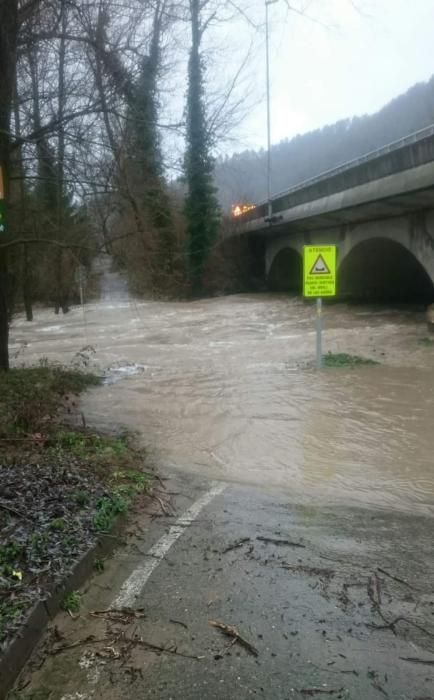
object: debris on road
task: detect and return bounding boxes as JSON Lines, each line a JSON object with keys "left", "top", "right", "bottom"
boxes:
{"left": 89, "top": 608, "right": 146, "bottom": 624}
{"left": 256, "top": 536, "right": 306, "bottom": 548}
{"left": 169, "top": 618, "right": 188, "bottom": 630}
{"left": 209, "top": 619, "right": 258, "bottom": 657}
{"left": 222, "top": 537, "right": 251, "bottom": 553}
{"left": 399, "top": 656, "right": 434, "bottom": 665}
{"left": 297, "top": 687, "right": 345, "bottom": 696}
{"left": 281, "top": 563, "right": 334, "bottom": 578}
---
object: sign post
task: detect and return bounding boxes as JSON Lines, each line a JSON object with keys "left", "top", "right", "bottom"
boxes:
{"left": 303, "top": 245, "right": 337, "bottom": 369}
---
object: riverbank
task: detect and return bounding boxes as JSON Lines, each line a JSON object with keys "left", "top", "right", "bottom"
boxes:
{"left": 0, "top": 366, "right": 156, "bottom": 693}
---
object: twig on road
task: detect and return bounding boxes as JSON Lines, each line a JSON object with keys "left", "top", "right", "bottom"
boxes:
{"left": 209, "top": 619, "right": 258, "bottom": 657}
{"left": 298, "top": 688, "right": 345, "bottom": 696}
{"left": 376, "top": 567, "right": 414, "bottom": 590}
{"left": 368, "top": 616, "right": 434, "bottom": 639}
{"left": 169, "top": 618, "right": 188, "bottom": 630}
{"left": 222, "top": 537, "right": 251, "bottom": 554}
{"left": 89, "top": 608, "right": 146, "bottom": 623}
{"left": 256, "top": 536, "right": 305, "bottom": 548}
{"left": 399, "top": 656, "right": 434, "bottom": 665}
{"left": 281, "top": 564, "right": 334, "bottom": 578}
{"left": 51, "top": 633, "right": 203, "bottom": 660}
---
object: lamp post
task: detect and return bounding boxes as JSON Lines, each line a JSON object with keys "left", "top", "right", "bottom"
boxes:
{"left": 265, "top": 0, "right": 278, "bottom": 221}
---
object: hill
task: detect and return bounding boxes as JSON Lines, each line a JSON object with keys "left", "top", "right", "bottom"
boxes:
{"left": 214, "top": 75, "right": 434, "bottom": 211}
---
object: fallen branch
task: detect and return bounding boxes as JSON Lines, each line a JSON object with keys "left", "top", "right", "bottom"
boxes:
{"left": 371, "top": 681, "right": 389, "bottom": 698}
{"left": 51, "top": 635, "right": 104, "bottom": 654}
{"left": 151, "top": 493, "right": 174, "bottom": 517}
{"left": 377, "top": 567, "right": 414, "bottom": 589}
{"left": 281, "top": 564, "right": 334, "bottom": 578}
{"left": 128, "top": 636, "right": 203, "bottom": 660}
{"left": 368, "top": 616, "right": 434, "bottom": 639}
{"left": 298, "top": 688, "right": 344, "bottom": 696}
{"left": 256, "top": 536, "right": 305, "bottom": 548}
{"left": 169, "top": 619, "right": 188, "bottom": 630}
{"left": 399, "top": 656, "right": 434, "bottom": 665}
{"left": 51, "top": 633, "right": 202, "bottom": 660}
{"left": 90, "top": 607, "right": 145, "bottom": 621}
{"left": 209, "top": 620, "right": 258, "bottom": 657}
{"left": 222, "top": 537, "right": 251, "bottom": 554}
{"left": 308, "top": 662, "right": 358, "bottom": 676}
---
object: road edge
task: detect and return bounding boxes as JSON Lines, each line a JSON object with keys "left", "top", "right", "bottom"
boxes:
{"left": 1, "top": 512, "right": 129, "bottom": 697}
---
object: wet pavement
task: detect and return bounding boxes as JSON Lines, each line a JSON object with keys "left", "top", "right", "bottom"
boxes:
{"left": 11, "top": 475, "right": 434, "bottom": 700}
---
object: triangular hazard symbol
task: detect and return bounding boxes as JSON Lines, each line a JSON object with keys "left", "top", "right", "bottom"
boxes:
{"left": 310, "top": 254, "right": 330, "bottom": 275}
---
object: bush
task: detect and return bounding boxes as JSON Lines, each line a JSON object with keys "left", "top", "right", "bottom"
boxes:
{"left": 0, "top": 366, "right": 101, "bottom": 437}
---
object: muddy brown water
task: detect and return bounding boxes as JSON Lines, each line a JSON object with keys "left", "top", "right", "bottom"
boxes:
{"left": 9, "top": 273, "right": 434, "bottom": 517}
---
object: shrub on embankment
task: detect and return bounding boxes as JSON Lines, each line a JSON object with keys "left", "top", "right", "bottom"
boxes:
{"left": 0, "top": 365, "right": 151, "bottom": 648}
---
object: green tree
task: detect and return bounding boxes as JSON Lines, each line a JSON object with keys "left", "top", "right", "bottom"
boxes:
{"left": 126, "top": 1, "right": 174, "bottom": 276}
{"left": 184, "top": 0, "right": 220, "bottom": 294}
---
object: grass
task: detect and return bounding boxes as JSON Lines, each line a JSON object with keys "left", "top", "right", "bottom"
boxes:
{"left": 92, "top": 468, "right": 151, "bottom": 532}
{"left": 0, "top": 600, "right": 26, "bottom": 640}
{"left": 0, "top": 365, "right": 101, "bottom": 438}
{"left": 322, "top": 352, "right": 379, "bottom": 368}
{"left": 62, "top": 591, "right": 81, "bottom": 613}
{"left": 0, "top": 363, "right": 154, "bottom": 647}
{"left": 418, "top": 337, "right": 434, "bottom": 346}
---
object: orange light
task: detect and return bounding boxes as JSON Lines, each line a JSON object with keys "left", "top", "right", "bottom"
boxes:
{"left": 231, "top": 203, "right": 256, "bottom": 217}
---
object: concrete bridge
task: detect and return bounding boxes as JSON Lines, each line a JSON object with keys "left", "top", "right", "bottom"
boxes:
{"left": 232, "top": 125, "right": 434, "bottom": 300}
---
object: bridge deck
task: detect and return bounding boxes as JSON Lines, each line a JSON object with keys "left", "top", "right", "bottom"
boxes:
{"left": 235, "top": 125, "right": 434, "bottom": 234}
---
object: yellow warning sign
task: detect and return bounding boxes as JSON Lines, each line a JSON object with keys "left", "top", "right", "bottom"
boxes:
{"left": 303, "top": 245, "right": 336, "bottom": 297}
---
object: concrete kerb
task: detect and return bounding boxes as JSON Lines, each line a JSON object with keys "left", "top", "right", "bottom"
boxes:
{"left": 0, "top": 512, "right": 130, "bottom": 698}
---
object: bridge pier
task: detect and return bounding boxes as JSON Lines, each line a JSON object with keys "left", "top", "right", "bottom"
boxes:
{"left": 265, "top": 210, "right": 434, "bottom": 301}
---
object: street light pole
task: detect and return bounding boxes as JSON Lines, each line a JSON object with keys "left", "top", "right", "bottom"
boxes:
{"left": 265, "top": 0, "right": 278, "bottom": 221}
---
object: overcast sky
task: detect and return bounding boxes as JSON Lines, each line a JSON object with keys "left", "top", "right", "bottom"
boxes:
{"left": 210, "top": 0, "right": 434, "bottom": 153}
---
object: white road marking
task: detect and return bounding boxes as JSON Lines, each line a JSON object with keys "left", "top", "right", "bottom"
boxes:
{"left": 111, "top": 481, "right": 226, "bottom": 608}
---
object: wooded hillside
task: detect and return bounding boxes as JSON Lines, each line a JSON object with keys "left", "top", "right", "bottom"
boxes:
{"left": 215, "top": 75, "right": 434, "bottom": 210}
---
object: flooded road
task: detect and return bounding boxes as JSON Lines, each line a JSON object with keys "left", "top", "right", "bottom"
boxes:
{"left": 9, "top": 275, "right": 434, "bottom": 516}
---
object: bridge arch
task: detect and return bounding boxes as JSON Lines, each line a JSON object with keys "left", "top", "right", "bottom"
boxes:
{"left": 267, "top": 246, "right": 302, "bottom": 292}
{"left": 338, "top": 237, "right": 434, "bottom": 302}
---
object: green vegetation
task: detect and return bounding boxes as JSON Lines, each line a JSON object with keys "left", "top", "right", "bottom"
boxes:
{"left": 93, "top": 493, "right": 128, "bottom": 532}
{"left": 0, "top": 364, "right": 153, "bottom": 646}
{"left": 418, "top": 337, "right": 434, "bottom": 346}
{"left": 0, "top": 600, "right": 26, "bottom": 641}
{"left": 62, "top": 591, "right": 81, "bottom": 613}
{"left": 0, "top": 365, "right": 101, "bottom": 437}
{"left": 49, "top": 518, "right": 66, "bottom": 532}
{"left": 322, "top": 352, "right": 379, "bottom": 368}
{"left": 94, "top": 558, "right": 105, "bottom": 573}
{"left": 93, "top": 469, "right": 151, "bottom": 532}
{"left": 184, "top": 0, "right": 220, "bottom": 293}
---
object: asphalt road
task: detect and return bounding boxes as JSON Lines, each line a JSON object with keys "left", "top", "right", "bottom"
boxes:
{"left": 12, "top": 473, "right": 434, "bottom": 700}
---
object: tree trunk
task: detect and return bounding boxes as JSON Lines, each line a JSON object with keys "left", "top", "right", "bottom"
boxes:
{"left": 22, "top": 244, "right": 33, "bottom": 321}
{"left": 0, "top": 1, "right": 18, "bottom": 370}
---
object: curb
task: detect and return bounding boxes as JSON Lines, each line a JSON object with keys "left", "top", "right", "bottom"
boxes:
{"left": 1, "top": 519, "right": 126, "bottom": 698}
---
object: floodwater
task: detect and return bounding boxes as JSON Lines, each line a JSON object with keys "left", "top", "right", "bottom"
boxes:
{"left": 9, "top": 263, "right": 434, "bottom": 516}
